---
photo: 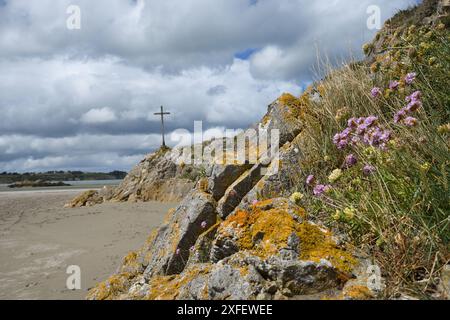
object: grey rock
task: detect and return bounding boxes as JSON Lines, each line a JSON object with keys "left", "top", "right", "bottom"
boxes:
{"left": 216, "top": 162, "right": 266, "bottom": 219}
{"left": 210, "top": 236, "right": 240, "bottom": 263}
{"left": 187, "top": 223, "right": 220, "bottom": 265}
{"left": 261, "top": 98, "right": 303, "bottom": 147}
{"left": 254, "top": 256, "right": 340, "bottom": 295}
{"left": 236, "top": 138, "right": 305, "bottom": 211}
{"left": 256, "top": 292, "right": 272, "bottom": 300}
{"left": 143, "top": 189, "right": 217, "bottom": 278}
{"left": 207, "top": 261, "right": 262, "bottom": 300}
{"left": 207, "top": 164, "right": 251, "bottom": 201}
{"left": 177, "top": 271, "right": 210, "bottom": 300}
{"left": 287, "top": 232, "right": 300, "bottom": 251}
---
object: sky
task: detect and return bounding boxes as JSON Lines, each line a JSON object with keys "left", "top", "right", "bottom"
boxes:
{"left": 0, "top": 0, "right": 419, "bottom": 172}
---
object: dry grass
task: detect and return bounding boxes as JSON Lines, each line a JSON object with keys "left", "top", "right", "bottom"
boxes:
{"left": 286, "top": 21, "right": 449, "bottom": 298}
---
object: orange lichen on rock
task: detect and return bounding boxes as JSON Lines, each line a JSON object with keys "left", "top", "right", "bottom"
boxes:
{"left": 296, "top": 222, "right": 356, "bottom": 274}
{"left": 87, "top": 272, "right": 135, "bottom": 300}
{"left": 162, "top": 208, "right": 177, "bottom": 225}
{"left": 341, "top": 285, "right": 374, "bottom": 300}
{"left": 146, "top": 266, "right": 211, "bottom": 300}
{"left": 277, "top": 93, "right": 305, "bottom": 121}
{"left": 220, "top": 199, "right": 355, "bottom": 274}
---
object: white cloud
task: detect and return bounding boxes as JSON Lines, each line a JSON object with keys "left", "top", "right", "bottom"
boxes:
{"left": 80, "top": 107, "right": 117, "bottom": 124}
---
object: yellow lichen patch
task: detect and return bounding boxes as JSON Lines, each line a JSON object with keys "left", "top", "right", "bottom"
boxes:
{"left": 88, "top": 272, "right": 134, "bottom": 300}
{"left": 277, "top": 93, "right": 304, "bottom": 121}
{"left": 296, "top": 223, "right": 356, "bottom": 274}
{"left": 220, "top": 200, "right": 355, "bottom": 274}
{"left": 279, "top": 92, "right": 299, "bottom": 105}
{"left": 146, "top": 266, "right": 211, "bottom": 300}
{"left": 123, "top": 251, "right": 138, "bottom": 266}
{"left": 197, "top": 178, "right": 209, "bottom": 192}
{"left": 261, "top": 114, "right": 271, "bottom": 126}
{"left": 162, "top": 207, "right": 177, "bottom": 225}
{"left": 246, "top": 209, "right": 298, "bottom": 255}
{"left": 239, "top": 265, "right": 250, "bottom": 277}
{"left": 145, "top": 229, "right": 159, "bottom": 246}
{"left": 225, "top": 209, "right": 252, "bottom": 228}
{"left": 341, "top": 285, "right": 374, "bottom": 300}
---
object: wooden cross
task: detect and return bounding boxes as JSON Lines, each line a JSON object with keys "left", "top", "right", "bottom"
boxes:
{"left": 154, "top": 106, "right": 170, "bottom": 147}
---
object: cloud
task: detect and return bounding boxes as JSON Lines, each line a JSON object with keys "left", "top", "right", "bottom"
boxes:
{"left": 206, "top": 85, "right": 227, "bottom": 96}
{"left": 0, "top": 0, "right": 420, "bottom": 172}
{"left": 80, "top": 107, "right": 117, "bottom": 124}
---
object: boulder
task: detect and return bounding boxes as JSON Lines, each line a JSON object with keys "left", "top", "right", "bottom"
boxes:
{"left": 236, "top": 134, "right": 305, "bottom": 210}
{"left": 254, "top": 256, "right": 340, "bottom": 295}
{"left": 260, "top": 94, "right": 303, "bottom": 147}
{"left": 142, "top": 189, "right": 217, "bottom": 278}
{"left": 207, "top": 164, "right": 252, "bottom": 201}
{"left": 64, "top": 190, "right": 103, "bottom": 208}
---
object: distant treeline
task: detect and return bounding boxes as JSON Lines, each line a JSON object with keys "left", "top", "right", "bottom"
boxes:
{"left": 0, "top": 170, "right": 127, "bottom": 184}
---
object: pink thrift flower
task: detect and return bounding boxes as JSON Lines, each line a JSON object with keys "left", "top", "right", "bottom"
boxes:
{"left": 371, "top": 87, "right": 382, "bottom": 98}
{"left": 306, "top": 175, "right": 315, "bottom": 186}
{"left": 313, "top": 184, "right": 331, "bottom": 196}
{"left": 404, "top": 116, "right": 418, "bottom": 127}
{"left": 389, "top": 80, "right": 400, "bottom": 90}
{"left": 406, "top": 100, "right": 422, "bottom": 113}
{"left": 394, "top": 108, "right": 407, "bottom": 123}
{"left": 364, "top": 116, "right": 379, "bottom": 127}
{"left": 347, "top": 117, "right": 358, "bottom": 128}
{"left": 345, "top": 154, "right": 358, "bottom": 167}
{"left": 363, "top": 165, "right": 376, "bottom": 176}
{"left": 405, "top": 72, "right": 416, "bottom": 85}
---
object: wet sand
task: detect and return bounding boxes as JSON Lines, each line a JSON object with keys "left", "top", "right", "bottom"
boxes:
{"left": 0, "top": 190, "right": 176, "bottom": 300}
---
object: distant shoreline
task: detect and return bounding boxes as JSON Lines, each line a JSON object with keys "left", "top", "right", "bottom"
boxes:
{"left": 0, "top": 179, "right": 122, "bottom": 193}
{"left": 0, "top": 171, "right": 127, "bottom": 184}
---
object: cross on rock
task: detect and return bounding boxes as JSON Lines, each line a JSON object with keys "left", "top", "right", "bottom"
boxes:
{"left": 154, "top": 106, "right": 171, "bottom": 147}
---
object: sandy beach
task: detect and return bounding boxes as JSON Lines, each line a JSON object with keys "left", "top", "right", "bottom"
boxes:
{"left": 0, "top": 189, "right": 176, "bottom": 300}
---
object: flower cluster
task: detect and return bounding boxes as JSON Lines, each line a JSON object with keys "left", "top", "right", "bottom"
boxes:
{"left": 404, "top": 72, "right": 416, "bottom": 85}
{"left": 333, "top": 207, "right": 357, "bottom": 221}
{"left": 363, "top": 164, "right": 376, "bottom": 176}
{"left": 371, "top": 87, "right": 382, "bottom": 98}
{"left": 345, "top": 154, "right": 358, "bottom": 168}
{"left": 313, "top": 184, "right": 332, "bottom": 197}
{"left": 289, "top": 192, "right": 304, "bottom": 204}
{"left": 333, "top": 116, "right": 391, "bottom": 150}
{"left": 389, "top": 80, "right": 400, "bottom": 90}
{"left": 306, "top": 175, "right": 315, "bottom": 186}
{"left": 394, "top": 90, "right": 422, "bottom": 126}
{"left": 305, "top": 175, "right": 331, "bottom": 197}
{"left": 328, "top": 169, "right": 343, "bottom": 183}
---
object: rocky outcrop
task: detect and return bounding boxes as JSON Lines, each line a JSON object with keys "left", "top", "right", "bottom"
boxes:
{"left": 84, "top": 89, "right": 348, "bottom": 300}
{"left": 83, "top": 86, "right": 372, "bottom": 301}
{"left": 67, "top": 93, "right": 303, "bottom": 208}
{"left": 7, "top": 180, "right": 71, "bottom": 188}
{"left": 65, "top": 147, "right": 198, "bottom": 207}
{"left": 87, "top": 198, "right": 361, "bottom": 300}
